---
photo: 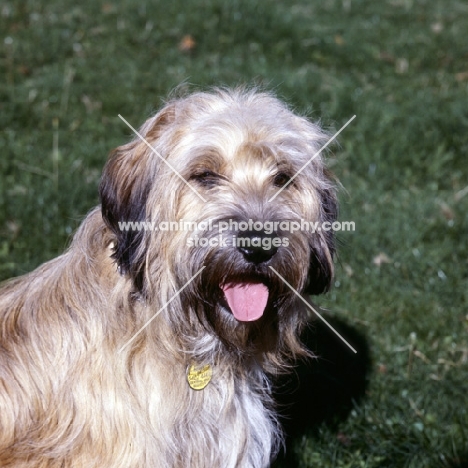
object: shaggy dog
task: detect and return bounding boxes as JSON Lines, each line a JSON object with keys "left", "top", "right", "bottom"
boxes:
{"left": 0, "top": 88, "right": 337, "bottom": 467}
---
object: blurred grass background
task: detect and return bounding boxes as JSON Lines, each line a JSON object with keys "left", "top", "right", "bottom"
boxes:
{"left": 1, "top": 0, "right": 467, "bottom": 466}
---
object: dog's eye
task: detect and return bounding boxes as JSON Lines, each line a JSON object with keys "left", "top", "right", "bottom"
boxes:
{"left": 190, "top": 170, "right": 220, "bottom": 187}
{"left": 273, "top": 172, "right": 292, "bottom": 188}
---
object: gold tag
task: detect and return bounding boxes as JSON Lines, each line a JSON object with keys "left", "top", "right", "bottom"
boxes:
{"left": 187, "top": 364, "right": 212, "bottom": 390}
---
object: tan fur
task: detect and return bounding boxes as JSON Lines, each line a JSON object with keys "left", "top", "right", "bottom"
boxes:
{"left": 0, "top": 88, "right": 337, "bottom": 467}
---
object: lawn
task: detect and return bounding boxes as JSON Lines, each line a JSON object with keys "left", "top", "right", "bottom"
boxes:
{"left": 1, "top": 0, "right": 467, "bottom": 466}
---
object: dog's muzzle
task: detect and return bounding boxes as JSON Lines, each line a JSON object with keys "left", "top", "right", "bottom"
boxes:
{"left": 219, "top": 229, "right": 279, "bottom": 322}
{"left": 236, "top": 229, "right": 279, "bottom": 264}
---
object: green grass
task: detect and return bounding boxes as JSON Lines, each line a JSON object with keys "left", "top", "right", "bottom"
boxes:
{"left": 1, "top": 0, "right": 467, "bottom": 466}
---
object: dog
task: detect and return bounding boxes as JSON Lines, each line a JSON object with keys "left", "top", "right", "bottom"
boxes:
{"left": 0, "top": 88, "right": 337, "bottom": 467}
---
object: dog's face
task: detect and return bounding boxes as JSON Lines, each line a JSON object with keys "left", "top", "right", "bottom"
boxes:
{"left": 100, "top": 89, "right": 337, "bottom": 355}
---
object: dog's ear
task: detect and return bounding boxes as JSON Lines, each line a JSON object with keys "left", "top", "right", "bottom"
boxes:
{"left": 305, "top": 185, "right": 338, "bottom": 295}
{"left": 99, "top": 104, "right": 175, "bottom": 290}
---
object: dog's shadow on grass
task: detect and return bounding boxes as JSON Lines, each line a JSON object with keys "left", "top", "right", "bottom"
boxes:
{"left": 448, "top": 459, "right": 468, "bottom": 468}
{"left": 272, "top": 316, "right": 372, "bottom": 467}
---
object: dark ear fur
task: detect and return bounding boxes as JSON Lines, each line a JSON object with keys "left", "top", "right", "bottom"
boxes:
{"left": 99, "top": 141, "right": 152, "bottom": 290}
{"left": 305, "top": 184, "right": 338, "bottom": 295}
{"left": 99, "top": 106, "right": 175, "bottom": 290}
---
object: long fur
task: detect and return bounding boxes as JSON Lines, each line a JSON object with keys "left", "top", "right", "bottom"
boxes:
{"left": 0, "top": 88, "right": 337, "bottom": 467}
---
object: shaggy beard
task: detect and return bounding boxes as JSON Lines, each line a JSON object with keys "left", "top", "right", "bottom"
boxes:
{"left": 165, "top": 233, "right": 312, "bottom": 371}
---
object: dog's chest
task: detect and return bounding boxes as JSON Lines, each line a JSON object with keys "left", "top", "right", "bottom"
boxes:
{"left": 133, "top": 362, "right": 277, "bottom": 468}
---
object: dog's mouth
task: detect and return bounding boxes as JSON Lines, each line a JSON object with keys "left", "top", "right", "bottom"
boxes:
{"left": 221, "top": 281, "right": 269, "bottom": 322}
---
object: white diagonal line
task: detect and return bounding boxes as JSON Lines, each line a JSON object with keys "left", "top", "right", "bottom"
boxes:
{"left": 269, "top": 266, "right": 357, "bottom": 353}
{"left": 118, "top": 114, "right": 207, "bottom": 203}
{"left": 118, "top": 266, "right": 206, "bottom": 354}
{"left": 268, "top": 115, "right": 356, "bottom": 202}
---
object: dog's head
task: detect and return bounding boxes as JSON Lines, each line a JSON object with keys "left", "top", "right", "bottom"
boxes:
{"left": 100, "top": 88, "right": 337, "bottom": 356}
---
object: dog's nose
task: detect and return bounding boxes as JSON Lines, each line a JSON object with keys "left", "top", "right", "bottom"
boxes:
{"left": 237, "top": 230, "right": 279, "bottom": 264}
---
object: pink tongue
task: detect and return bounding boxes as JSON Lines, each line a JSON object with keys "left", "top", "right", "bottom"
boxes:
{"left": 222, "top": 283, "right": 269, "bottom": 322}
